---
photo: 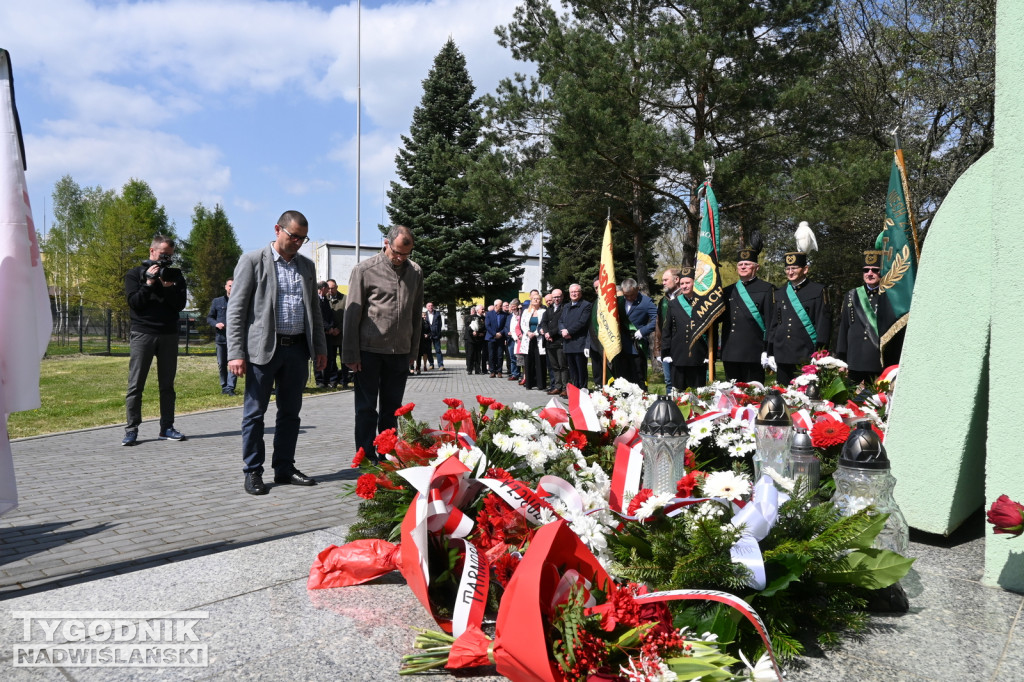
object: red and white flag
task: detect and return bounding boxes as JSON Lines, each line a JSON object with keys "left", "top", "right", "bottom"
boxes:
{"left": 1, "top": 49, "right": 51, "bottom": 517}
{"left": 567, "top": 383, "right": 601, "bottom": 432}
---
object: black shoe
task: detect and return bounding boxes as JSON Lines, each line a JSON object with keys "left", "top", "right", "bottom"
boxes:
{"left": 245, "top": 472, "right": 268, "bottom": 495}
{"left": 274, "top": 469, "right": 317, "bottom": 486}
{"left": 122, "top": 430, "right": 138, "bottom": 446}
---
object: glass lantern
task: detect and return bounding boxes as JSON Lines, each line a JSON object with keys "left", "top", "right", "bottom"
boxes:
{"left": 789, "top": 427, "right": 821, "bottom": 494}
{"left": 753, "top": 389, "right": 793, "bottom": 484}
{"left": 639, "top": 395, "right": 690, "bottom": 496}
{"left": 830, "top": 420, "right": 909, "bottom": 555}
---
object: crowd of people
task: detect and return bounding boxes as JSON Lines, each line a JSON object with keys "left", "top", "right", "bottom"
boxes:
{"left": 120, "top": 219, "right": 893, "bottom": 497}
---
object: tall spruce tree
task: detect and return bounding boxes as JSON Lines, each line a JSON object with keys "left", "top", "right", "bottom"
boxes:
{"left": 387, "top": 39, "right": 524, "bottom": 339}
{"left": 181, "top": 203, "right": 243, "bottom": 335}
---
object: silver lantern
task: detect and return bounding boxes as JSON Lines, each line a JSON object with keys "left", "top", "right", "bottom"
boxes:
{"left": 753, "top": 389, "right": 793, "bottom": 484}
{"left": 639, "top": 395, "right": 690, "bottom": 495}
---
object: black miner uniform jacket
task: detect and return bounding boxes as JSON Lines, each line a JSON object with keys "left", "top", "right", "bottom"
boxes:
{"left": 767, "top": 279, "right": 831, "bottom": 364}
{"left": 660, "top": 297, "right": 708, "bottom": 367}
{"left": 720, "top": 278, "right": 775, "bottom": 363}
{"left": 835, "top": 285, "right": 885, "bottom": 374}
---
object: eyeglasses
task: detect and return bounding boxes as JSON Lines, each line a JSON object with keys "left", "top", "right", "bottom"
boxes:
{"left": 863, "top": 267, "right": 880, "bottom": 273}
{"left": 388, "top": 241, "right": 413, "bottom": 258}
{"left": 278, "top": 225, "right": 310, "bottom": 245}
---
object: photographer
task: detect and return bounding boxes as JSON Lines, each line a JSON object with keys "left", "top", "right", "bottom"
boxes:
{"left": 122, "top": 235, "right": 188, "bottom": 446}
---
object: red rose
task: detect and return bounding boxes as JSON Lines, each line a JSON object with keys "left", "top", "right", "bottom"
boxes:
{"left": 355, "top": 473, "right": 378, "bottom": 499}
{"left": 565, "top": 430, "right": 588, "bottom": 450}
{"left": 374, "top": 428, "right": 399, "bottom": 454}
{"left": 811, "top": 419, "right": 850, "bottom": 448}
{"left": 350, "top": 447, "right": 366, "bottom": 468}
{"left": 394, "top": 402, "right": 416, "bottom": 417}
{"left": 626, "top": 489, "right": 654, "bottom": 517}
{"left": 443, "top": 397, "right": 464, "bottom": 408}
{"left": 987, "top": 495, "right": 1024, "bottom": 536}
{"left": 476, "top": 395, "right": 496, "bottom": 407}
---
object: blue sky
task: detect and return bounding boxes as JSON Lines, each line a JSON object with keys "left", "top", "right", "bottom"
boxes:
{"left": 3, "top": 0, "right": 526, "bottom": 252}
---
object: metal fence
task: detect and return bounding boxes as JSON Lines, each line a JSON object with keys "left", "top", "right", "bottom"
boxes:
{"left": 48, "top": 305, "right": 215, "bottom": 356}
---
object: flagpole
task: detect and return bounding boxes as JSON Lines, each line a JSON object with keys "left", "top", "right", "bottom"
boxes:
{"left": 892, "top": 131, "right": 920, "bottom": 260}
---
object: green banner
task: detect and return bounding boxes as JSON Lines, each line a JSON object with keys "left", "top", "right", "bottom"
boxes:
{"left": 688, "top": 181, "right": 725, "bottom": 349}
{"left": 875, "top": 152, "right": 918, "bottom": 350}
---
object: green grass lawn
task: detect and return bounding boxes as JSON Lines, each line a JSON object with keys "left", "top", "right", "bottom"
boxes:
{"left": 7, "top": 354, "right": 332, "bottom": 440}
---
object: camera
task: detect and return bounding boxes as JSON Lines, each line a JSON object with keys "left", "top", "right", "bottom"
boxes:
{"left": 142, "top": 254, "right": 174, "bottom": 282}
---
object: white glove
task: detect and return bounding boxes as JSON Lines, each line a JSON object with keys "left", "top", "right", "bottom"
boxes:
{"left": 662, "top": 356, "right": 673, "bottom": 364}
{"left": 634, "top": 330, "right": 643, "bottom": 340}
{"left": 583, "top": 348, "right": 590, "bottom": 358}
{"left": 760, "top": 352, "right": 769, "bottom": 368}
{"left": 767, "top": 355, "right": 777, "bottom": 371}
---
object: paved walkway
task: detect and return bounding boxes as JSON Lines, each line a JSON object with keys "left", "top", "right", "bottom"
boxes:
{"left": 1, "top": 359, "right": 1022, "bottom": 680}
{"left": 0, "top": 358, "right": 549, "bottom": 595}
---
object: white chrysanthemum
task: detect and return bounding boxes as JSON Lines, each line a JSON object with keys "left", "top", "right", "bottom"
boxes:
{"left": 702, "top": 470, "right": 751, "bottom": 501}
{"left": 635, "top": 492, "right": 675, "bottom": 520}
{"left": 511, "top": 401, "right": 531, "bottom": 411}
{"left": 814, "top": 356, "right": 849, "bottom": 370}
{"left": 570, "top": 514, "right": 609, "bottom": 552}
{"left": 537, "top": 507, "right": 559, "bottom": 525}
{"left": 611, "top": 407, "right": 629, "bottom": 425}
{"left": 492, "top": 433, "right": 515, "bottom": 452}
{"left": 459, "top": 446, "right": 485, "bottom": 470}
{"left": 508, "top": 418, "right": 538, "bottom": 437}
{"left": 430, "top": 442, "right": 460, "bottom": 466}
{"left": 782, "top": 389, "right": 811, "bottom": 408}
{"left": 599, "top": 415, "right": 611, "bottom": 429}
{"left": 511, "top": 436, "right": 532, "bottom": 457}
{"left": 590, "top": 392, "right": 611, "bottom": 413}
{"left": 792, "top": 373, "right": 817, "bottom": 387}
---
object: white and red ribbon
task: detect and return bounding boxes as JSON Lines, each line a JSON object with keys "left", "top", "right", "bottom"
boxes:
{"left": 568, "top": 383, "right": 603, "bottom": 431}
{"left": 450, "top": 539, "right": 489, "bottom": 638}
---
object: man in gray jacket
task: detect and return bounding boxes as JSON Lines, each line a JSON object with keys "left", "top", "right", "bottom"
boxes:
{"left": 343, "top": 224, "right": 423, "bottom": 462}
{"left": 227, "top": 211, "right": 327, "bottom": 495}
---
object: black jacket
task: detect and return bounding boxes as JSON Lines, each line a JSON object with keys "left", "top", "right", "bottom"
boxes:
{"left": 720, "top": 278, "right": 774, "bottom": 363}
{"left": 660, "top": 297, "right": 708, "bottom": 367}
{"left": 206, "top": 295, "right": 229, "bottom": 344}
{"left": 125, "top": 264, "right": 187, "bottom": 335}
{"left": 835, "top": 285, "right": 884, "bottom": 373}
{"left": 768, "top": 279, "right": 830, "bottom": 364}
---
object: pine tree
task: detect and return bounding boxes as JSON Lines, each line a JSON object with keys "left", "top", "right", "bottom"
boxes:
{"left": 387, "top": 39, "right": 524, "bottom": 340}
{"left": 181, "top": 203, "right": 243, "bottom": 335}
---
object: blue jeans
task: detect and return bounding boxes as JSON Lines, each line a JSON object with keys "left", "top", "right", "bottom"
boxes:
{"left": 354, "top": 351, "right": 410, "bottom": 459}
{"left": 662, "top": 359, "right": 672, "bottom": 389}
{"left": 241, "top": 343, "right": 308, "bottom": 475}
{"left": 432, "top": 338, "right": 444, "bottom": 368}
{"left": 507, "top": 338, "right": 519, "bottom": 377}
{"left": 215, "top": 343, "right": 237, "bottom": 391}
{"left": 126, "top": 331, "right": 178, "bottom": 432}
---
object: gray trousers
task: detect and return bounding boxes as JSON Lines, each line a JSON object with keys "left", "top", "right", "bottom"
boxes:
{"left": 126, "top": 331, "right": 178, "bottom": 432}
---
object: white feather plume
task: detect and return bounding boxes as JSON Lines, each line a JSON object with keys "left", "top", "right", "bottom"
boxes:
{"left": 795, "top": 221, "right": 818, "bottom": 253}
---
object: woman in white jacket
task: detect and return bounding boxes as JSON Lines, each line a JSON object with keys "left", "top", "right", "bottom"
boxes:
{"left": 520, "top": 290, "right": 547, "bottom": 390}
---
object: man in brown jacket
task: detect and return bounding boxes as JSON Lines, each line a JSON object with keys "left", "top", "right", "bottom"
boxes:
{"left": 343, "top": 224, "right": 424, "bottom": 461}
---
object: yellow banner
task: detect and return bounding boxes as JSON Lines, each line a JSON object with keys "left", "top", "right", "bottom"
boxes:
{"left": 596, "top": 219, "right": 622, "bottom": 360}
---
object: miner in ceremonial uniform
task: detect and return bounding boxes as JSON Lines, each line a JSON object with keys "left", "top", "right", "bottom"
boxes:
{"left": 659, "top": 266, "right": 708, "bottom": 391}
{"left": 720, "top": 247, "right": 774, "bottom": 383}
{"left": 836, "top": 250, "right": 886, "bottom": 384}
{"left": 767, "top": 251, "right": 830, "bottom": 387}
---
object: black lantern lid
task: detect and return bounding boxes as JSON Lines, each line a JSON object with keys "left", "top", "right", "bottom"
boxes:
{"left": 791, "top": 427, "right": 814, "bottom": 456}
{"left": 839, "top": 420, "right": 889, "bottom": 470}
{"left": 640, "top": 395, "right": 689, "bottom": 436}
{"left": 755, "top": 389, "right": 791, "bottom": 426}
{"left": 805, "top": 382, "right": 821, "bottom": 401}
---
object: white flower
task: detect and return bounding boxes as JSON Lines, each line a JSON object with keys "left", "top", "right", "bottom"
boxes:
{"left": 492, "top": 433, "right": 514, "bottom": 452}
{"left": 508, "top": 418, "right": 538, "bottom": 437}
{"left": 591, "top": 392, "right": 611, "bottom": 412}
{"left": 570, "top": 514, "right": 609, "bottom": 553}
{"left": 635, "top": 492, "right": 675, "bottom": 520}
{"left": 702, "top": 470, "right": 751, "bottom": 501}
{"left": 458, "top": 446, "right": 485, "bottom": 470}
{"left": 537, "top": 507, "right": 560, "bottom": 525}
{"left": 510, "top": 401, "right": 531, "bottom": 412}
{"left": 429, "top": 442, "right": 460, "bottom": 466}
{"left": 762, "top": 466, "right": 795, "bottom": 493}
{"left": 791, "top": 373, "right": 816, "bottom": 387}
{"left": 814, "top": 356, "right": 848, "bottom": 370}
{"left": 738, "top": 650, "right": 779, "bottom": 681}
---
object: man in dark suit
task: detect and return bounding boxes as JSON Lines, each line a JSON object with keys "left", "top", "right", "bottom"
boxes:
{"left": 618, "top": 278, "right": 657, "bottom": 390}
{"left": 425, "top": 301, "right": 445, "bottom": 371}
{"left": 314, "top": 281, "right": 334, "bottom": 387}
{"left": 721, "top": 247, "right": 775, "bottom": 383}
{"left": 227, "top": 211, "right": 327, "bottom": 495}
{"left": 542, "top": 288, "right": 567, "bottom": 395}
{"left": 767, "top": 251, "right": 831, "bottom": 387}
{"left": 324, "top": 279, "right": 347, "bottom": 388}
{"left": 653, "top": 268, "right": 681, "bottom": 387}
{"left": 206, "top": 278, "right": 237, "bottom": 395}
{"left": 484, "top": 299, "right": 508, "bottom": 378}
{"left": 588, "top": 277, "right": 607, "bottom": 387}
{"left": 660, "top": 266, "right": 709, "bottom": 391}
{"left": 558, "top": 283, "right": 592, "bottom": 391}
{"left": 836, "top": 250, "right": 886, "bottom": 384}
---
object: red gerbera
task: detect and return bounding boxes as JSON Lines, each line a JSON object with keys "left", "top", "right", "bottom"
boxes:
{"left": 565, "top": 430, "right": 588, "bottom": 450}
{"left": 443, "top": 397, "right": 464, "bottom": 408}
{"left": 350, "top": 447, "right": 366, "bottom": 468}
{"left": 476, "top": 395, "right": 496, "bottom": 407}
{"left": 811, "top": 419, "right": 851, "bottom": 448}
{"left": 355, "top": 473, "right": 378, "bottom": 499}
{"left": 626, "top": 489, "right": 654, "bottom": 517}
{"left": 492, "top": 552, "right": 521, "bottom": 587}
{"left": 394, "top": 402, "right": 416, "bottom": 417}
{"left": 374, "top": 428, "right": 399, "bottom": 454}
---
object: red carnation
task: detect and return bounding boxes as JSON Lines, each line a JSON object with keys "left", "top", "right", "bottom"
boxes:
{"left": 355, "top": 473, "right": 378, "bottom": 499}
{"left": 350, "top": 447, "right": 366, "bottom": 468}
{"left": 394, "top": 402, "right": 416, "bottom": 417}
{"left": 443, "top": 397, "right": 464, "bottom": 408}
{"left": 987, "top": 495, "right": 1024, "bottom": 537}
{"left": 442, "top": 408, "right": 472, "bottom": 424}
{"left": 485, "top": 467, "right": 513, "bottom": 481}
{"left": 565, "top": 430, "right": 588, "bottom": 450}
{"left": 491, "top": 401, "right": 505, "bottom": 411}
{"left": 476, "top": 395, "right": 496, "bottom": 407}
{"left": 626, "top": 489, "right": 654, "bottom": 517}
{"left": 684, "top": 448, "right": 695, "bottom": 468}
{"left": 374, "top": 428, "right": 399, "bottom": 455}
{"left": 811, "top": 419, "right": 851, "bottom": 448}
{"left": 676, "top": 471, "right": 699, "bottom": 498}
